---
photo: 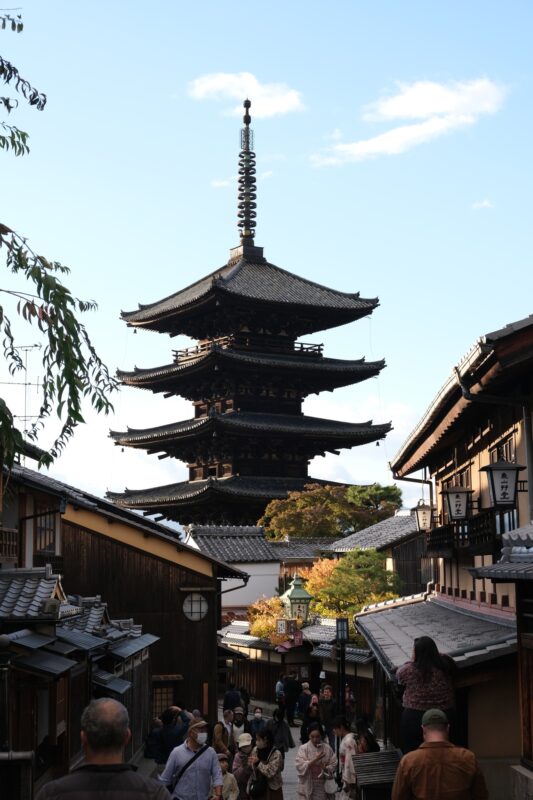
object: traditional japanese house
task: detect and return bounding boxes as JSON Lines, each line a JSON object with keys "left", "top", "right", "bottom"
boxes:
{"left": 0, "top": 463, "right": 247, "bottom": 721}
{"left": 357, "top": 314, "right": 533, "bottom": 800}
{"left": 0, "top": 566, "right": 157, "bottom": 799}
{"left": 108, "top": 100, "right": 390, "bottom": 525}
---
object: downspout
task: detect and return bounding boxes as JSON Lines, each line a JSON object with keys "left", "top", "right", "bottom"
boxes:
{"left": 389, "top": 464, "right": 434, "bottom": 511}
{"left": 454, "top": 367, "right": 533, "bottom": 525}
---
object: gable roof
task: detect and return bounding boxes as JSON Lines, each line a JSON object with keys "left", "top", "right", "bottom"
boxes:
{"left": 470, "top": 522, "right": 533, "bottom": 581}
{"left": 325, "top": 515, "right": 418, "bottom": 553}
{"left": 190, "top": 527, "right": 280, "bottom": 563}
{"left": 0, "top": 566, "right": 80, "bottom": 621}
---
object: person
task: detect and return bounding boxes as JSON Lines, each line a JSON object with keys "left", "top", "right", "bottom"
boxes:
{"left": 232, "top": 732, "right": 254, "bottom": 800}
{"left": 224, "top": 683, "right": 243, "bottom": 712}
{"left": 332, "top": 717, "right": 357, "bottom": 798}
{"left": 35, "top": 698, "right": 168, "bottom": 799}
{"left": 158, "top": 706, "right": 191, "bottom": 767}
{"left": 266, "top": 707, "right": 295, "bottom": 755}
{"left": 295, "top": 723, "right": 337, "bottom": 800}
{"left": 396, "top": 635, "right": 456, "bottom": 753}
{"left": 248, "top": 727, "right": 284, "bottom": 800}
{"left": 318, "top": 686, "right": 337, "bottom": 748}
{"left": 298, "top": 682, "right": 312, "bottom": 719}
{"left": 354, "top": 718, "right": 379, "bottom": 753}
{"left": 283, "top": 671, "right": 301, "bottom": 725}
{"left": 144, "top": 716, "right": 163, "bottom": 760}
{"left": 250, "top": 706, "right": 267, "bottom": 742}
{"left": 391, "top": 708, "right": 488, "bottom": 800}
{"left": 239, "top": 685, "right": 250, "bottom": 717}
{"left": 301, "top": 703, "right": 324, "bottom": 745}
{"left": 275, "top": 673, "right": 285, "bottom": 709}
{"left": 213, "top": 709, "right": 235, "bottom": 759}
{"left": 212, "top": 753, "right": 239, "bottom": 800}
{"left": 231, "top": 706, "right": 251, "bottom": 751}
{"left": 159, "top": 719, "right": 223, "bottom": 800}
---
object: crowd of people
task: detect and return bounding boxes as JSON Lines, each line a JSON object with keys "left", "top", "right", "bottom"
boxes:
{"left": 35, "top": 635, "right": 488, "bottom": 800}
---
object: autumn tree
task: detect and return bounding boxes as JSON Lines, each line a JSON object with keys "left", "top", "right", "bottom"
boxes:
{"left": 1, "top": 14, "right": 117, "bottom": 471}
{"left": 306, "top": 549, "right": 402, "bottom": 617}
{"left": 259, "top": 482, "right": 402, "bottom": 540}
{"left": 247, "top": 596, "right": 286, "bottom": 643}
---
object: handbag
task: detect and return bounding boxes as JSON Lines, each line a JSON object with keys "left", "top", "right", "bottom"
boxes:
{"left": 248, "top": 770, "right": 268, "bottom": 798}
{"left": 324, "top": 776, "right": 338, "bottom": 794}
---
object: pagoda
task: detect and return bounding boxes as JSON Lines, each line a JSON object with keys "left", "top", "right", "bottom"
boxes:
{"left": 108, "top": 101, "right": 391, "bottom": 524}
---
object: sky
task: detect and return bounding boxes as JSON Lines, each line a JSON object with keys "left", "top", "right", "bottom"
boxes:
{"left": 2, "top": 1, "right": 533, "bottom": 514}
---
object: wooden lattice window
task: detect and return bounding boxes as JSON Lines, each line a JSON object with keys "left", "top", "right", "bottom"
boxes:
{"left": 34, "top": 502, "right": 57, "bottom": 555}
{"left": 153, "top": 685, "right": 175, "bottom": 717}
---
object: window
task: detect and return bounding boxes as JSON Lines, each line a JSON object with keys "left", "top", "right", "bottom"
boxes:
{"left": 182, "top": 593, "right": 208, "bottom": 621}
{"left": 490, "top": 437, "right": 516, "bottom": 463}
{"left": 34, "top": 502, "right": 57, "bottom": 555}
{"left": 153, "top": 685, "right": 175, "bottom": 717}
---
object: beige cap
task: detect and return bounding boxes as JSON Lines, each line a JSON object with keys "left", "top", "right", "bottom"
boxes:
{"left": 238, "top": 732, "right": 252, "bottom": 747}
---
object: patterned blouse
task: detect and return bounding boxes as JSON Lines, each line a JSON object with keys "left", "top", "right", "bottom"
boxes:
{"left": 396, "top": 661, "right": 455, "bottom": 710}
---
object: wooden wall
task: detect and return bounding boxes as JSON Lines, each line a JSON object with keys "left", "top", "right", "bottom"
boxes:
{"left": 60, "top": 522, "right": 220, "bottom": 719}
{"left": 392, "top": 533, "right": 433, "bottom": 595}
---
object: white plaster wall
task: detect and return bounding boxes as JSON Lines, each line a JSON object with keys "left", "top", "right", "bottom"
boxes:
{"left": 222, "top": 562, "right": 280, "bottom": 609}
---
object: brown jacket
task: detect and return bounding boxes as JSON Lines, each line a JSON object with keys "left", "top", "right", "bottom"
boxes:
{"left": 392, "top": 741, "right": 488, "bottom": 800}
{"left": 213, "top": 721, "right": 234, "bottom": 755}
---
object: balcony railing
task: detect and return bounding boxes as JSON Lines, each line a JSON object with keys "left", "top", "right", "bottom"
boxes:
{"left": 173, "top": 335, "right": 324, "bottom": 363}
{"left": 0, "top": 527, "right": 18, "bottom": 561}
{"left": 427, "top": 508, "right": 499, "bottom": 556}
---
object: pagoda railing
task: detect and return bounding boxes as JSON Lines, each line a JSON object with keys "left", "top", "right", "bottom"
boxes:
{"left": 0, "top": 527, "right": 18, "bottom": 561}
{"left": 173, "top": 335, "right": 324, "bottom": 363}
{"left": 426, "top": 509, "right": 499, "bottom": 557}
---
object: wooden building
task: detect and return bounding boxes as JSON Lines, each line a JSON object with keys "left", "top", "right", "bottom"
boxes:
{"left": 0, "top": 566, "right": 157, "bottom": 799}
{"left": 108, "top": 100, "right": 390, "bottom": 525}
{"left": 370, "top": 313, "right": 533, "bottom": 800}
{"left": 1, "top": 464, "right": 247, "bottom": 721}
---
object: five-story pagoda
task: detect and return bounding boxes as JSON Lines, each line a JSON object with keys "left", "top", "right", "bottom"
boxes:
{"left": 108, "top": 101, "right": 391, "bottom": 524}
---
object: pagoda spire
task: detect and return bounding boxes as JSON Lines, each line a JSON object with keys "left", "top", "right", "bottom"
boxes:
{"left": 237, "top": 99, "right": 257, "bottom": 244}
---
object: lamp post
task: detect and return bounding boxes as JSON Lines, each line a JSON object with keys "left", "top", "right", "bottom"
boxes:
{"left": 280, "top": 574, "right": 313, "bottom": 623}
{"left": 480, "top": 460, "right": 525, "bottom": 508}
{"left": 335, "top": 618, "right": 349, "bottom": 787}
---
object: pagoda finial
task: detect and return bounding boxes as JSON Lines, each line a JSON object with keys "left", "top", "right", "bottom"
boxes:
{"left": 238, "top": 98, "right": 257, "bottom": 243}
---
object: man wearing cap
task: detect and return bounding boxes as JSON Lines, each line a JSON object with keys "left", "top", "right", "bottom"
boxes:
{"left": 160, "top": 720, "right": 223, "bottom": 800}
{"left": 211, "top": 754, "right": 239, "bottom": 800}
{"left": 231, "top": 706, "right": 251, "bottom": 751}
{"left": 391, "top": 709, "right": 488, "bottom": 800}
{"left": 232, "top": 733, "right": 254, "bottom": 800}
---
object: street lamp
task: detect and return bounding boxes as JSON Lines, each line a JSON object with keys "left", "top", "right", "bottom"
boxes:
{"left": 335, "top": 618, "right": 349, "bottom": 787}
{"left": 441, "top": 486, "right": 473, "bottom": 521}
{"left": 414, "top": 499, "right": 433, "bottom": 531}
{"left": 280, "top": 574, "right": 313, "bottom": 623}
{"left": 480, "top": 460, "right": 525, "bottom": 508}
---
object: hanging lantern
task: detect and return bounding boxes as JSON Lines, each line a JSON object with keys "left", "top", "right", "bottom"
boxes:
{"left": 336, "top": 617, "right": 349, "bottom": 643}
{"left": 441, "top": 486, "right": 473, "bottom": 521}
{"left": 280, "top": 574, "right": 313, "bottom": 623}
{"left": 414, "top": 499, "right": 433, "bottom": 531}
{"left": 480, "top": 460, "right": 525, "bottom": 508}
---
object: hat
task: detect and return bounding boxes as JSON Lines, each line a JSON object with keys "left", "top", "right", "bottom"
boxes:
{"left": 192, "top": 709, "right": 202, "bottom": 717}
{"left": 421, "top": 708, "right": 448, "bottom": 727}
{"left": 188, "top": 720, "right": 208, "bottom": 735}
{"left": 217, "top": 753, "right": 229, "bottom": 762}
{"left": 238, "top": 732, "right": 252, "bottom": 747}
{"left": 301, "top": 682, "right": 310, "bottom": 689}
{"left": 233, "top": 706, "right": 244, "bottom": 714}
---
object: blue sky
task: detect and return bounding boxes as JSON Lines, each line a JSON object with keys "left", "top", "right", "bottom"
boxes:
{"left": 2, "top": 1, "right": 533, "bottom": 510}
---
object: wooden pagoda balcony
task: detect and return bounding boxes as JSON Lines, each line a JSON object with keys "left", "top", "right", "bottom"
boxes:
{"left": 427, "top": 508, "right": 499, "bottom": 557}
{"left": 0, "top": 527, "right": 19, "bottom": 562}
{"left": 173, "top": 335, "right": 324, "bottom": 363}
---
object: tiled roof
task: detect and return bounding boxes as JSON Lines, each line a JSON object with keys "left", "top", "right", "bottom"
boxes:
{"left": 0, "top": 567, "right": 73, "bottom": 620}
{"left": 270, "top": 538, "right": 336, "bottom": 560}
{"left": 325, "top": 515, "right": 418, "bottom": 553}
{"left": 191, "top": 529, "right": 279, "bottom": 563}
{"left": 122, "top": 258, "right": 378, "bottom": 324}
{"left": 310, "top": 643, "right": 373, "bottom": 664}
{"left": 470, "top": 523, "right": 533, "bottom": 581}
{"left": 110, "top": 412, "right": 390, "bottom": 448}
{"left": 355, "top": 594, "right": 516, "bottom": 678}
{"left": 302, "top": 619, "right": 338, "bottom": 644}
{"left": 110, "top": 633, "right": 160, "bottom": 659}
{"left": 117, "top": 349, "right": 384, "bottom": 389}
{"left": 107, "top": 475, "right": 334, "bottom": 507}
{"left": 14, "top": 651, "right": 78, "bottom": 677}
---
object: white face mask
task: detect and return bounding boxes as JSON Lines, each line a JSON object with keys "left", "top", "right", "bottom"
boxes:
{"left": 196, "top": 732, "right": 208, "bottom": 745}
{"left": 254, "top": 712, "right": 262, "bottom": 719}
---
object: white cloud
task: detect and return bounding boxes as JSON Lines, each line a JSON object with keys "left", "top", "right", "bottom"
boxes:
{"left": 259, "top": 170, "right": 273, "bottom": 180}
{"left": 312, "top": 78, "right": 506, "bottom": 166}
{"left": 472, "top": 198, "right": 494, "bottom": 210}
{"left": 188, "top": 72, "right": 304, "bottom": 118}
{"left": 211, "top": 178, "right": 232, "bottom": 188}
